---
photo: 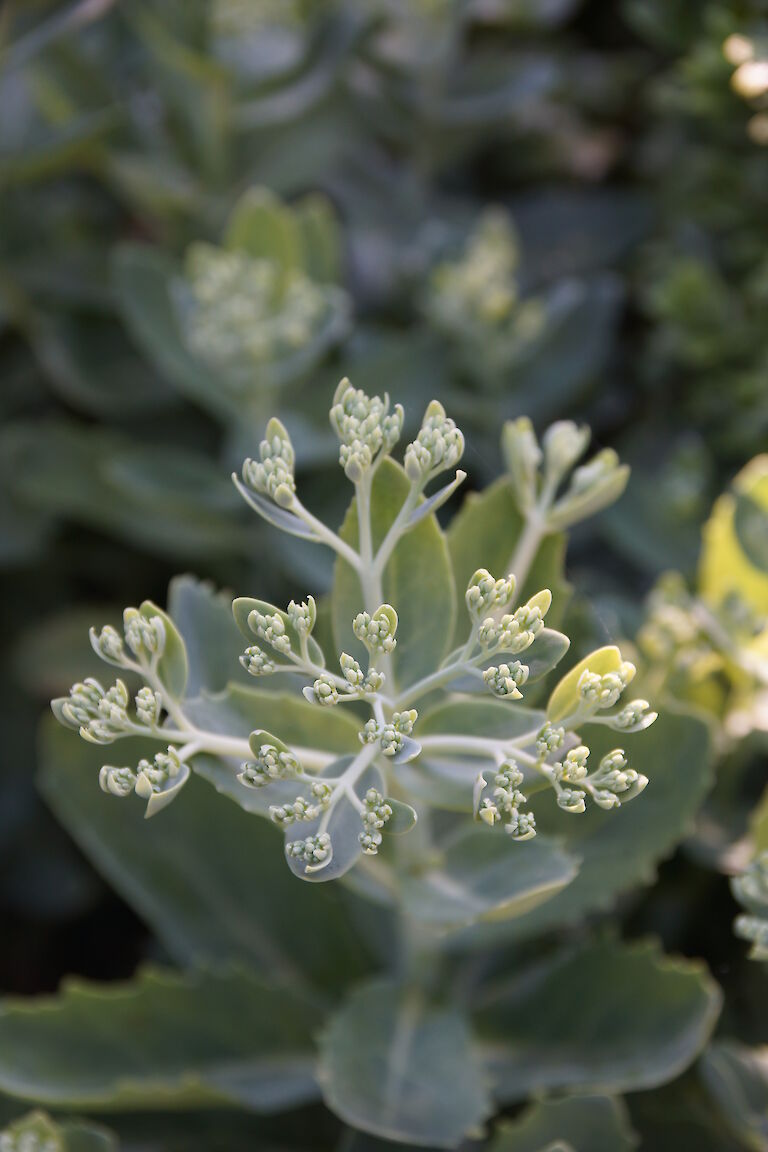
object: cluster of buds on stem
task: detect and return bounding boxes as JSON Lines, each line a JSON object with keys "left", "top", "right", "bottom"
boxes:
{"left": 241, "top": 418, "right": 295, "bottom": 507}
{"left": 360, "top": 710, "right": 419, "bottom": 760}
{"left": 474, "top": 762, "right": 536, "bottom": 841}
{"left": 404, "top": 400, "right": 464, "bottom": 485}
{"left": 733, "top": 851, "right": 768, "bottom": 961}
{"left": 330, "top": 378, "right": 404, "bottom": 482}
{"left": 99, "top": 746, "right": 190, "bottom": 818}
{"left": 238, "top": 733, "right": 303, "bottom": 789}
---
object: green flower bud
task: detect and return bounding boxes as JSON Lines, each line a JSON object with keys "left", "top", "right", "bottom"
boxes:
{"left": 466, "top": 569, "right": 515, "bottom": 619}
{"left": 404, "top": 400, "right": 464, "bottom": 484}
{"left": 542, "top": 420, "right": 590, "bottom": 482}
{"left": 502, "top": 416, "right": 541, "bottom": 513}
{"left": 312, "top": 674, "right": 339, "bottom": 706}
{"left": 483, "top": 662, "right": 528, "bottom": 698}
{"left": 135, "top": 686, "right": 162, "bottom": 727}
{"left": 242, "top": 417, "right": 296, "bottom": 504}
{"left": 286, "top": 833, "right": 332, "bottom": 867}
{"left": 99, "top": 764, "right": 137, "bottom": 798}
{"left": 353, "top": 604, "right": 398, "bottom": 654}
{"left": 240, "top": 646, "right": 276, "bottom": 676}
{"left": 330, "top": 379, "right": 403, "bottom": 480}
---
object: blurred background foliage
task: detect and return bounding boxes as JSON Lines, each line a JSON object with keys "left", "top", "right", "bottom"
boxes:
{"left": 1, "top": 0, "right": 768, "bottom": 1147}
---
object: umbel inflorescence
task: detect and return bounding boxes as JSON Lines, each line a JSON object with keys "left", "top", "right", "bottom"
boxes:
{"left": 53, "top": 379, "right": 656, "bottom": 881}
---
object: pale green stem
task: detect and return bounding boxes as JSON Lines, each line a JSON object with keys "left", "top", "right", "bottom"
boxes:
{"left": 292, "top": 496, "right": 362, "bottom": 572}
{"left": 506, "top": 474, "right": 559, "bottom": 597}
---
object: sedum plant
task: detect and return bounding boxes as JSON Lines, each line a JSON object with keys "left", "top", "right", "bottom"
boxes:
{"left": 52, "top": 380, "right": 652, "bottom": 884}
{"left": 0, "top": 379, "right": 722, "bottom": 1149}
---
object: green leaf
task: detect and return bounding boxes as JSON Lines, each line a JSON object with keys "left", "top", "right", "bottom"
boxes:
{"left": 546, "top": 645, "right": 623, "bottom": 723}
{"left": 701, "top": 1042, "right": 768, "bottom": 1151}
{"left": 38, "top": 720, "right": 375, "bottom": 993}
{"left": 490, "top": 1095, "right": 637, "bottom": 1152}
{"left": 111, "top": 245, "right": 237, "bottom": 423}
{"left": 420, "top": 699, "right": 544, "bottom": 740}
{"left": 447, "top": 477, "right": 570, "bottom": 647}
{"left": 475, "top": 938, "right": 721, "bottom": 1102}
{"left": 400, "top": 826, "right": 577, "bottom": 928}
{"left": 168, "top": 576, "right": 248, "bottom": 697}
{"left": 333, "top": 459, "right": 456, "bottom": 689}
{"left": 0, "top": 967, "right": 322, "bottom": 1112}
{"left": 0, "top": 1110, "right": 117, "bottom": 1152}
{"left": 318, "top": 979, "right": 492, "bottom": 1147}
{"left": 138, "top": 600, "right": 188, "bottom": 699}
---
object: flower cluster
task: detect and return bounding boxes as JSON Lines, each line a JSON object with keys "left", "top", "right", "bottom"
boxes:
{"left": 242, "top": 418, "right": 295, "bottom": 506}
{"left": 52, "top": 379, "right": 652, "bottom": 880}
{"left": 733, "top": 851, "right": 768, "bottom": 962}
{"left": 503, "top": 415, "right": 629, "bottom": 528}
{"left": 330, "top": 378, "right": 404, "bottom": 482}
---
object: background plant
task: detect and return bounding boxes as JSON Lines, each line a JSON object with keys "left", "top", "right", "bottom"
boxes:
{"left": 2, "top": 0, "right": 768, "bottom": 1148}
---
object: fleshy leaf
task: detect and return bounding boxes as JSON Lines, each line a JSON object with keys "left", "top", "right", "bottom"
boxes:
{"left": 167, "top": 576, "right": 248, "bottom": 696}
{"left": 138, "top": 600, "right": 188, "bottom": 700}
{"left": 400, "top": 826, "right": 577, "bottom": 927}
{"left": 476, "top": 938, "right": 721, "bottom": 1102}
{"left": 318, "top": 979, "right": 492, "bottom": 1147}
{"left": 701, "top": 1041, "right": 768, "bottom": 1150}
{"left": 0, "top": 968, "right": 323, "bottom": 1112}
{"left": 489, "top": 1094, "right": 638, "bottom": 1152}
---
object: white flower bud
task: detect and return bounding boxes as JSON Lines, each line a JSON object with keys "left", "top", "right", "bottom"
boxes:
{"left": 542, "top": 421, "right": 590, "bottom": 482}
{"left": 242, "top": 418, "right": 296, "bottom": 504}
{"left": 502, "top": 417, "right": 541, "bottom": 512}
{"left": 404, "top": 400, "right": 464, "bottom": 485}
{"left": 330, "top": 379, "right": 403, "bottom": 480}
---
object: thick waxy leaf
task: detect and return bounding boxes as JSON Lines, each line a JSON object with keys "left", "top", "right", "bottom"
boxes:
{"left": 0, "top": 1111, "right": 117, "bottom": 1152}
{"left": 233, "top": 478, "right": 319, "bottom": 540}
{"left": 168, "top": 576, "right": 248, "bottom": 697}
{"left": 420, "top": 699, "right": 544, "bottom": 741}
{"left": 400, "top": 826, "right": 577, "bottom": 927}
{"left": 701, "top": 1042, "right": 768, "bottom": 1151}
{"left": 467, "top": 708, "right": 712, "bottom": 944}
{"left": 546, "top": 644, "right": 623, "bottom": 723}
{"left": 318, "top": 979, "right": 491, "bottom": 1147}
{"left": 490, "top": 1094, "right": 637, "bottom": 1152}
{"left": 447, "top": 477, "right": 570, "bottom": 646}
{"left": 39, "top": 722, "right": 375, "bottom": 992}
{"left": 0, "top": 968, "right": 322, "bottom": 1112}
{"left": 333, "top": 459, "right": 456, "bottom": 689}
{"left": 476, "top": 938, "right": 721, "bottom": 1102}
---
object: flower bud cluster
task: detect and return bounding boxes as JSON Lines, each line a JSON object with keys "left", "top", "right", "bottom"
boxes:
{"left": 478, "top": 592, "right": 550, "bottom": 654}
{"left": 542, "top": 421, "right": 590, "bottom": 483}
{"left": 535, "top": 722, "right": 565, "bottom": 758}
{"left": 287, "top": 597, "right": 316, "bottom": 636}
{"left": 339, "top": 654, "right": 385, "bottom": 695}
{"left": 404, "top": 401, "right": 464, "bottom": 484}
{"left": 98, "top": 764, "right": 138, "bottom": 798}
{"left": 359, "top": 788, "right": 393, "bottom": 855}
{"left": 270, "top": 782, "right": 333, "bottom": 826}
{"left": 135, "top": 686, "right": 162, "bottom": 727}
{"left": 242, "top": 418, "right": 295, "bottom": 507}
{"left": 247, "top": 608, "right": 292, "bottom": 655}
{"left": 353, "top": 605, "right": 398, "bottom": 655}
{"left": 58, "top": 678, "right": 131, "bottom": 745}
{"left": 483, "top": 662, "right": 528, "bottom": 699}
{"left": 330, "top": 379, "right": 403, "bottom": 482}
{"left": 502, "top": 417, "right": 542, "bottom": 513}
{"left": 286, "top": 833, "right": 332, "bottom": 868}
{"left": 586, "top": 749, "right": 647, "bottom": 810}
{"left": 578, "top": 661, "right": 636, "bottom": 711}
{"left": 360, "top": 710, "right": 418, "bottom": 756}
{"left": 134, "top": 746, "right": 185, "bottom": 798}
{"left": 240, "top": 741, "right": 302, "bottom": 788}
{"left": 609, "top": 699, "right": 658, "bottom": 731}
{"left": 123, "top": 608, "right": 166, "bottom": 662}
{"left": 475, "top": 762, "right": 536, "bottom": 840}
{"left": 465, "top": 569, "right": 515, "bottom": 620}
{"left": 240, "top": 647, "right": 276, "bottom": 676}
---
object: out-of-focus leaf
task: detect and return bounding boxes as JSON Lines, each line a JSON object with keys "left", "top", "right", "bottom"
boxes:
{"left": 701, "top": 1042, "right": 768, "bottom": 1151}
{"left": 489, "top": 1094, "right": 637, "bottom": 1152}
{"left": 0, "top": 967, "right": 322, "bottom": 1112}
{"left": 318, "top": 979, "right": 491, "bottom": 1147}
{"left": 112, "top": 245, "right": 237, "bottom": 423}
{"left": 39, "top": 721, "right": 375, "bottom": 992}
{"left": 8, "top": 421, "right": 245, "bottom": 559}
{"left": 168, "top": 576, "right": 247, "bottom": 697}
{"left": 735, "top": 492, "right": 768, "bottom": 576}
{"left": 700, "top": 456, "right": 768, "bottom": 615}
{"left": 476, "top": 938, "right": 721, "bottom": 1102}
{"left": 333, "top": 459, "right": 456, "bottom": 689}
